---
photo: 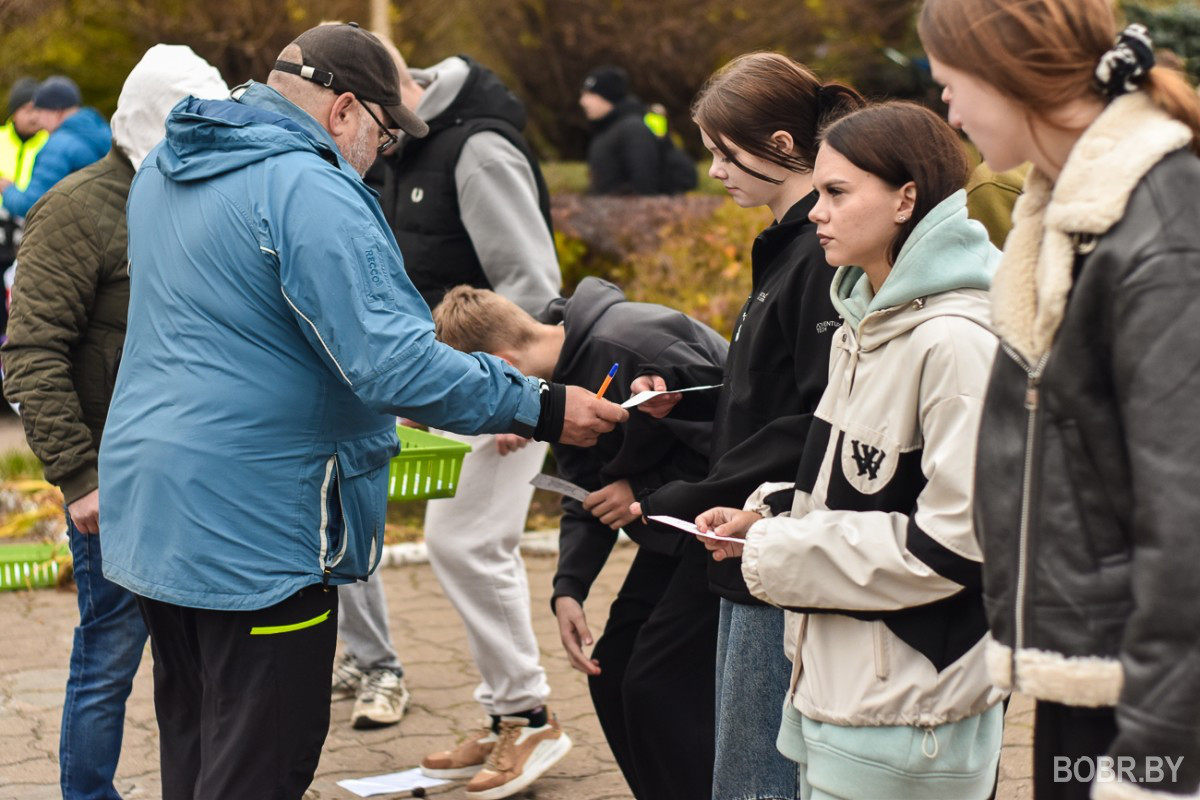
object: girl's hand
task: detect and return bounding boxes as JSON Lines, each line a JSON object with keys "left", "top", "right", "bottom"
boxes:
{"left": 583, "top": 479, "right": 638, "bottom": 529}
{"left": 629, "top": 374, "right": 681, "bottom": 419}
{"left": 694, "top": 507, "right": 762, "bottom": 561}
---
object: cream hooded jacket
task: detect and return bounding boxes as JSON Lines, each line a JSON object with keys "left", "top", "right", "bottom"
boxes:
{"left": 741, "top": 190, "right": 1008, "bottom": 728}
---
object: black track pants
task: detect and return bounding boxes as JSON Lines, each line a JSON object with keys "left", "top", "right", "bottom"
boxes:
{"left": 588, "top": 540, "right": 719, "bottom": 800}
{"left": 137, "top": 583, "right": 339, "bottom": 800}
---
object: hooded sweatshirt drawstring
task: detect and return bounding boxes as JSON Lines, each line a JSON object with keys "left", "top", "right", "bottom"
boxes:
{"left": 922, "top": 727, "right": 940, "bottom": 759}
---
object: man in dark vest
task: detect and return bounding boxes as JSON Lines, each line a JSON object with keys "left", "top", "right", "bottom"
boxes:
{"left": 352, "top": 50, "right": 570, "bottom": 800}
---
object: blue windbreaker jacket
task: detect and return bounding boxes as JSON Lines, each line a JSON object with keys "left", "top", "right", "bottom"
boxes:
{"left": 99, "top": 83, "right": 540, "bottom": 610}
{"left": 2, "top": 107, "right": 110, "bottom": 218}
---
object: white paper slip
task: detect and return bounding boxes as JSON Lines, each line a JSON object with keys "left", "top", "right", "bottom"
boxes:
{"left": 337, "top": 768, "right": 449, "bottom": 797}
{"left": 531, "top": 472, "right": 591, "bottom": 502}
{"left": 648, "top": 514, "right": 743, "bottom": 542}
{"left": 621, "top": 383, "right": 723, "bottom": 409}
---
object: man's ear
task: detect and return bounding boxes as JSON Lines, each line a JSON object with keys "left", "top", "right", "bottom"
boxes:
{"left": 327, "top": 92, "right": 358, "bottom": 139}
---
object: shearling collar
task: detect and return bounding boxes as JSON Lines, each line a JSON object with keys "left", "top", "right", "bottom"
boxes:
{"left": 990, "top": 91, "right": 1192, "bottom": 363}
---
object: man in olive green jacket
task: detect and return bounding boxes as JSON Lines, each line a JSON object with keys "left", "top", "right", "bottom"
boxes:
{"left": 1, "top": 46, "right": 227, "bottom": 798}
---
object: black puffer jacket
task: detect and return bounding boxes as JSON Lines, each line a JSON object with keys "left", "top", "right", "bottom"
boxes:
{"left": 975, "top": 91, "right": 1200, "bottom": 795}
{"left": 585, "top": 96, "right": 661, "bottom": 196}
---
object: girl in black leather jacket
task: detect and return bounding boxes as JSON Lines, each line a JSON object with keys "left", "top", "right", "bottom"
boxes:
{"left": 920, "top": 1, "right": 1200, "bottom": 798}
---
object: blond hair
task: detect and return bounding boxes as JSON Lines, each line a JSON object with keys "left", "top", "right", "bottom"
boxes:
{"left": 433, "top": 286, "right": 540, "bottom": 354}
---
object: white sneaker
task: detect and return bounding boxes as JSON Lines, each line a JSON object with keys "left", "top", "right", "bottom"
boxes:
{"left": 351, "top": 669, "right": 412, "bottom": 729}
{"left": 331, "top": 653, "right": 364, "bottom": 701}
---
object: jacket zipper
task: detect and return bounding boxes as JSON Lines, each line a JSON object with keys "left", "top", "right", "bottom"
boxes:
{"left": 1000, "top": 342, "right": 1050, "bottom": 673}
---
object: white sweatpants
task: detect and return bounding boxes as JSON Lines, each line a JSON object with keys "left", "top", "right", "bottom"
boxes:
{"left": 424, "top": 431, "right": 551, "bottom": 716}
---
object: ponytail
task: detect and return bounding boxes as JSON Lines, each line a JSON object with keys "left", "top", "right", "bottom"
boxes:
{"left": 1144, "top": 66, "right": 1200, "bottom": 156}
{"left": 817, "top": 82, "right": 865, "bottom": 127}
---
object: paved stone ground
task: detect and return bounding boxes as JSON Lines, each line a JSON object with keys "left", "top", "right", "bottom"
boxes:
{"left": 0, "top": 543, "right": 1033, "bottom": 800}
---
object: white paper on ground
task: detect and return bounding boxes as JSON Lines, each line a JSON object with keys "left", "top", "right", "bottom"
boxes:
{"left": 336, "top": 768, "right": 449, "bottom": 797}
{"left": 620, "top": 383, "right": 723, "bottom": 409}
{"left": 531, "top": 472, "right": 591, "bottom": 502}
{"left": 647, "top": 514, "right": 744, "bottom": 542}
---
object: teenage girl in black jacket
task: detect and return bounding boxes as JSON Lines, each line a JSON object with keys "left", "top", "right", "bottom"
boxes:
{"left": 920, "top": 1, "right": 1200, "bottom": 797}
{"left": 629, "top": 53, "right": 862, "bottom": 800}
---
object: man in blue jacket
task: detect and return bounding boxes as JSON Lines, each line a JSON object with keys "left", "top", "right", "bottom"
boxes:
{"left": 98, "top": 23, "right": 624, "bottom": 799}
{"left": 0, "top": 77, "right": 109, "bottom": 218}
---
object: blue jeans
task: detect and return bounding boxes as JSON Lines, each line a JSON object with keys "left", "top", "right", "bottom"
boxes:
{"left": 713, "top": 599, "right": 801, "bottom": 800}
{"left": 61, "top": 513, "right": 148, "bottom": 799}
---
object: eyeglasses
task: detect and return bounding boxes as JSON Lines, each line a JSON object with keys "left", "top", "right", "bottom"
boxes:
{"left": 358, "top": 99, "right": 399, "bottom": 154}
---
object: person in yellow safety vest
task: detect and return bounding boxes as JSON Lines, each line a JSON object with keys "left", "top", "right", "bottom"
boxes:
{"left": 0, "top": 78, "right": 48, "bottom": 207}
{"left": 644, "top": 103, "right": 668, "bottom": 138}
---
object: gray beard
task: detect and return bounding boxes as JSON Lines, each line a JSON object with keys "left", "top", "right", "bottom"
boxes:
{"left": 343, "top": 121, "right": 377, "bottom": 177}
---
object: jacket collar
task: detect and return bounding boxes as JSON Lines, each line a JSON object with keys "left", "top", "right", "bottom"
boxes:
{"left": 235, "top": 82, "right": 339, "bottom": 153}
{"left": 991, "top": 91, "right": 1192, "bottom": 363}
{"left": 752, "top": 192, "right": 818, "bottom": 281}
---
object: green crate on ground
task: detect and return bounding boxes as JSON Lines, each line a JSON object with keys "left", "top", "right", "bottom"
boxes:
{"left": 0, "top": 541, "right": 68, "bottom": 591}
{"left": 388, "top": 427, "right": 473, "bottom": 502}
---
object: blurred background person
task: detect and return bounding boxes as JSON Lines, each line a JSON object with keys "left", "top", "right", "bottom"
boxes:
{"left": 579, "top": 65, "right": 663, "bottom": 196}
{"left": 0, "top": 77, "right": 48, "bottom": 339}
{"left": 0, "top": 76, "right": 109, "bottom": 219}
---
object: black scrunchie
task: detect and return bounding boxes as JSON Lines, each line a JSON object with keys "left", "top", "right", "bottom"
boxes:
{"left": 817, "top": 84, "right": 838, "bottom": 116}
{"left": 1094, "top": 23, "right": 1155, "bottom": 99}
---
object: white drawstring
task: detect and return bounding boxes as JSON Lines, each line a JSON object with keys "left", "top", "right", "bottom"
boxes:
{"left": 921, "top": 727, "right": 940, "bottom": 759}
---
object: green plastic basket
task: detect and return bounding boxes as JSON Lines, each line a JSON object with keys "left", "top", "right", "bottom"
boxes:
{"left": 0, "top": 541, "right": 68, "bottom": 592}
{"left": 388, "top": 427, "right": 473, "bottom": 502}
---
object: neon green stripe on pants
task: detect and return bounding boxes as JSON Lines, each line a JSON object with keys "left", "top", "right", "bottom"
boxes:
{"left": 249, "top": 609, "right": 330, "bottom": 635}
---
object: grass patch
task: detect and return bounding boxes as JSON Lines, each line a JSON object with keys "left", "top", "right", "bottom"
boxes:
{"left": 0, "top": 448, "right": 44, "bottom": 481}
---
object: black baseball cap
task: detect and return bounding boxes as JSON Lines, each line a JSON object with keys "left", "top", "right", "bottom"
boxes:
{"left": 274, "top": 22, "right": 428, "bottom": 138}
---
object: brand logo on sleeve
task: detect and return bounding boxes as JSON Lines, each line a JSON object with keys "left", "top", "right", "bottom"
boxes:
{"left": 411, "top": 187, "right": 425, "bottom": 203}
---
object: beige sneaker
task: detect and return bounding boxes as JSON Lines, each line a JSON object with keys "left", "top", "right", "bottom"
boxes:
{"left": 350, "top": 669, "right": 411, "bottom": 729}
{"left": 464, "top": 713, "right": 573, "bottom": 800}
{"left": 420, "top": 725, "right": 498, "bottom": 779}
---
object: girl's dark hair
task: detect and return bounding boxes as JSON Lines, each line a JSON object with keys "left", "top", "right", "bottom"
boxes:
{"left": 692, "top": 52, "right": 864, "bottom": 184}
{"left": 820, "top": 101, "right": 969, "bottom": 264}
